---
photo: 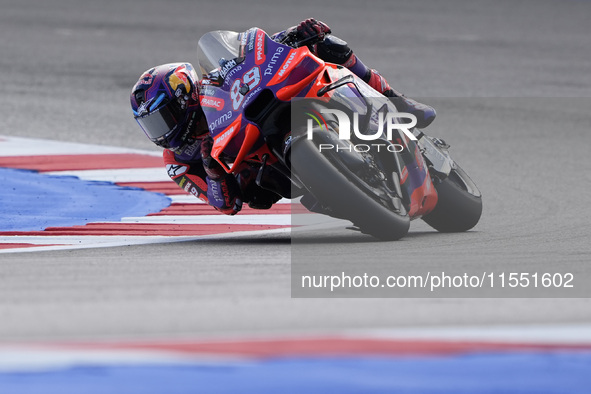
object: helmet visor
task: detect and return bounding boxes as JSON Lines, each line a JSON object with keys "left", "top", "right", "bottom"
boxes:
{"left": 135, "top": 103, "right": 181, "bottom": 141}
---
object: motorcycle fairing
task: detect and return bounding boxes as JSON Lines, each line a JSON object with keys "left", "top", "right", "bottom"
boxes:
{"left": 196, "top": 27, "right": 437, "bottom": 218}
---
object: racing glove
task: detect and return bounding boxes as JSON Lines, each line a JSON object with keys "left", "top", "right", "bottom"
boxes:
{"left": 288, "top": 18, "right": 331, "bottom": 46}
{"left": 201, "top": 136, "right": 243, "bottom": 215}
{"left": 205, "top": 176, "right": 243, "bottom": 215}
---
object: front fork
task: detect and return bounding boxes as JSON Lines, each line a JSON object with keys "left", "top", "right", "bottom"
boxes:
{"left": 413, "top": 128, "right": 455, "bottom": 181}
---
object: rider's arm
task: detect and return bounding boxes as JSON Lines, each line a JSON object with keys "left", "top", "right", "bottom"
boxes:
{"left": 200, "top": 136, "right": 243, "bottom": 215}
{"left": 163, "top": 149, "right": 209, "bottom": 203}
{"left": 273, "top": 19, "right": 393, "bottom": 97}
{"left": 163, "top": 142, "right": 242, "bottom": 215}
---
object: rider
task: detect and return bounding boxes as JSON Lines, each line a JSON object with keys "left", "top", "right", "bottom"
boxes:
{"left": 130, "top": 19, "right": 436, "bottom": 216}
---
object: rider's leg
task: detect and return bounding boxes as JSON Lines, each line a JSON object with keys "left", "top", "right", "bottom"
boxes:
{"left": 315, "top": 36, "right": 436, "bottom": 129}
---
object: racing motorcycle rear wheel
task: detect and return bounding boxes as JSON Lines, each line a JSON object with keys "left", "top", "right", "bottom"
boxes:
{"left": 422, "top": 164, "right": 482, "bottom": 232}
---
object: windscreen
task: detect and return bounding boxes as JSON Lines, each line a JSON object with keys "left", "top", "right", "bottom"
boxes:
{"left": 196, "top": 30, "right": 242, "bottom": 76}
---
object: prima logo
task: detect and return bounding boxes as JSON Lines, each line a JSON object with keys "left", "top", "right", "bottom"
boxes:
{"left": 209, "top": 110, "right": 233, "bottom": 130}
{"left": 264, "top": 47, "right": 284, "bottom": 76}
{"left": 305, "top": 109, "right": 417, "bottom": 152}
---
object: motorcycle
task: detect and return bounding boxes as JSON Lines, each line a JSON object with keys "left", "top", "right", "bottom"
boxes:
{"left": 195, "top": 28, "right": 482, "bottom": 240}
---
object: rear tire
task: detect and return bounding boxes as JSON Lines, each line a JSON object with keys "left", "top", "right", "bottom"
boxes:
{"left": 422, "top": 165, "right": 482, "bottom": 232}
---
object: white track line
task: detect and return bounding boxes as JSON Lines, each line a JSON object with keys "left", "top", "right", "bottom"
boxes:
{"left": 0, "top": 348, "right": 251, "bottom": 372}
{"left": 350, "top": 323, "right": 591, "bottom": 345}
{"left": 0, "top": 227, "right": 292, "bottom": 254}
{"left": 0, "top": 135, "right": 162, "bottom": 156}
{"left": 44, "top": 168, "right": 169, "bottom": 182}
{"left": 0, "top": 323, "right": 590, "bottom": 372}
{"left": 169, "top": 195, "right": 293, "bottom": 204}
{"left": 118, "top": 214, "right": 291, "bottom": 225}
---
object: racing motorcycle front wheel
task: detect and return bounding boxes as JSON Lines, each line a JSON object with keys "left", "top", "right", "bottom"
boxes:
{"left": 290, "top": 129, "right": 410, "bottom": 241}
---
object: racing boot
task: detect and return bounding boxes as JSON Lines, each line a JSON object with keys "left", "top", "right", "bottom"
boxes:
{"left": 365, "top": 69, "right": 436, "bottom": 129}
{"left": 235, "top": 166, "right": 282, "bottom": 210}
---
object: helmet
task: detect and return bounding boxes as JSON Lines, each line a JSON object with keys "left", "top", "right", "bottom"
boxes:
{"left": 130, "top": 63, "right": 206, "bottom": 153}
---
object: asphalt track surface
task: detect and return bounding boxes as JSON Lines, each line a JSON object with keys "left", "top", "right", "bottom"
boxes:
{"left": 1, "top": 0, "right": 590, "bottom": 351}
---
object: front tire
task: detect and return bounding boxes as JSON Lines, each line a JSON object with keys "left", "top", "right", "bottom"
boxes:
{"left": 291, "top": 137, "right": 410, "bottom": 241}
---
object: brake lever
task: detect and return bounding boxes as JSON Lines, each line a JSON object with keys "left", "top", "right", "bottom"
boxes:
{"left": 280, "top": 33, "right": 327, "bottom": 48}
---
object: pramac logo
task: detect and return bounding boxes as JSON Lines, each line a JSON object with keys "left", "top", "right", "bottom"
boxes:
{"left": 200, "top": 96, "right": 225, "bottom": 110}
{"left": 255, "top": 30, "right": 266, "bottom": 65}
